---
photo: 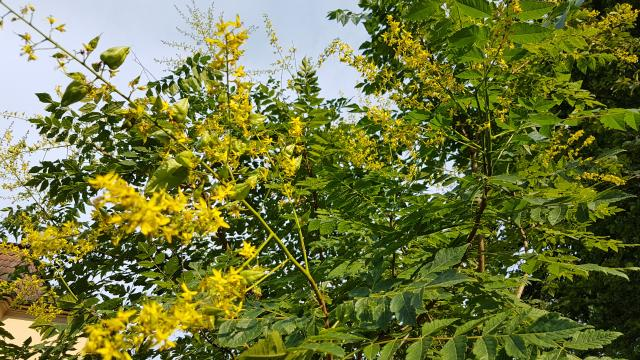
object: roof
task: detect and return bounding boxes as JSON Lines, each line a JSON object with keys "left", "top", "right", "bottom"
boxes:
{"left": 0, "top": 249, "right": 24, "bottom": 281}
{"left": 0, "top": 245, "right": 41, "bottom": 302}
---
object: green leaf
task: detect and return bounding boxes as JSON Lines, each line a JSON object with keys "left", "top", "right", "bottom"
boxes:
{"left": 528, "top": 314, "right": 587, "bottom": 340}
{"left": 624, "top": 109, "right": 639, "bottom": 130}
{"left": 600, "top": 109, "right": 632, "bottom": 131}
{"left": 141, "top": 271, "right": 162, "bottom": 279}
{"left": 518, "top": 1, "right": 555, "bottom": 20}
{"left": 405, "top": 0, "right": 442, "bottom": 20}
{"left": 510, "top": 23, "right": 551, "bottom": 44}
{"left": 297, "top": 343, "right": 345, "bottom": 357}
{"left": 454, "top": 317, "right": 486, "bottom": 336}
{"left": 35, "top": 93, "right": 53, "bottom": 103}
{"left": 547, "top": 207, "right": 564, "bottom": 225}
{"left": 362, "top": 343, "right": 380, "bottom": 359}
{"left": 422, "top": 318, "right": 458, "bottom": 336}
{"left": 563, "top": 329, "right": 622, "bottom": 350}
{"left": 576, "top": 264, "right": 628, "bottom": 280}
{"left": 379, "top": 340, "right": 398, "bottom": 360}
{"left": 455, "top": 0, "right": 493, "bottom": 18}
{"left": 306, "top": 329, "right": 367, "bottom": 343}
{"left": 238, "top": 332, "right": 287, "bottom": 359}
{"left": 426, "top": 270, "right": 470, "bottom": 288}
{"left": 503, "top": 335, "right": 527, "bottom": 359}
{"left": 440, "top": 336, "right": 467, "bottom": 360}
{"left": 450, "top": 25, "right": 488, "bottom": 48}
{"left": 0, "top": 321, "right": 15, "bottom": 340}
{"left": 163, "top": 257, "right": 180, "bottom": 275}
{"left": 406, "top": 337, "right": 432, "bottom": 360}
{"left": 390, "top": 291, "right": 422, "bottom": 325}
{"left": 472, "top": 336, "right": 497, "bottom": 360}
{"left": 422, "top": 245, "right": 469, "bottom": 276}
{"left": 218, "top": 319, "right": 263, "bottom": 347}
{"left": 528, "top": 113, "right": 562, "bottom": 126}
{"left": 84, "top": 35, "right": 100, "bottom": 52}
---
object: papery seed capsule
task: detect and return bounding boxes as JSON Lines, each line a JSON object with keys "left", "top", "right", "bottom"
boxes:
{"left": 100, "top": 46, "right": 130, "bottom": 70}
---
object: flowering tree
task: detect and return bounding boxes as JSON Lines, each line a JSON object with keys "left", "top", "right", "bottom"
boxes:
{"left": 0, "top": 1, "right": 639, "bottom": 359}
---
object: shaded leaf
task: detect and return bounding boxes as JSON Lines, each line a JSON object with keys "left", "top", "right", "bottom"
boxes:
{"left": 440, "top": 336, "right": 467, "bottom": 360}
{"left": 422, "top": 318, "right": 459, "bottom": 336}
{"left": 406, "top": 337, "right": 432, "bottom": 360}
{"left": 455, "top": 0, "right": 493, "bottom": 18}
{"left": 472, "top": 336, "right": 497, "bottom": 360}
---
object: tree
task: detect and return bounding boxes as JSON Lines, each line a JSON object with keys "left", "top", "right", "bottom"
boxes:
{"left": 0, "top": 0, "right": 638, "bottom": 359}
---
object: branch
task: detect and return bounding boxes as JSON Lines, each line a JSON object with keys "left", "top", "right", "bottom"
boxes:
{"left": 515, "top": 225, "right": 529, "bottom": 299}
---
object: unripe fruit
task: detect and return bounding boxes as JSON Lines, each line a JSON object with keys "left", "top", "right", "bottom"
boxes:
{"left": 100, "top": 46, "right": 130, "bottom": 70}
{"left": 61, "top": 80, "right": 89, "bottom": 106}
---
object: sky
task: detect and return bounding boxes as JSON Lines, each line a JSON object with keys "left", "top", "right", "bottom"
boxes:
{"left": 0, "top": 0, "right": 367, "bottom": 125}
{"left": 0, "top": 0, "right": 367, "bottom": 207}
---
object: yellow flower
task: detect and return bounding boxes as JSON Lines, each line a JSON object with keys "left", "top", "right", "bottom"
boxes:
{"left": 289, "top": 116, "right": 304, "bottom": 138}
{"left": 512, "top": 0, "right": 522, "bottom": 14}
{"left": 238, "top": 241, "right": 257, "bottom": 259}
{"left": 89, "top": 173, "right": 188, "bottom": 241}
{"left": 212, "top": 183, "right": 235, "bottom": 203}
{"left": 180, "top": 283, "right": 197, "bottom": 302}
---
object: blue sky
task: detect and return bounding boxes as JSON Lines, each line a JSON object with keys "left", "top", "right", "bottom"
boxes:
{"left": 0, "top": 0, "right": 367, "bottom": 207}
{"left": 0, "top": 0, "right": 366, "bottom": 119}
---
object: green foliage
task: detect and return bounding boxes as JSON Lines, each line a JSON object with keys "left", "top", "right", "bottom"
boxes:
{"left": 0, "top": 0, "right": 638, "bottom": 359}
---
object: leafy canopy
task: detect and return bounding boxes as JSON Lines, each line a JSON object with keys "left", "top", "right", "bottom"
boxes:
{"left": 0, "top": 0, "right": 639, "bottom": 359}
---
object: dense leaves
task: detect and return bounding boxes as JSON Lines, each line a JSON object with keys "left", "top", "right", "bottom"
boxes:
{"left": 0, "top": 0, "right": 639, "bottom": 359}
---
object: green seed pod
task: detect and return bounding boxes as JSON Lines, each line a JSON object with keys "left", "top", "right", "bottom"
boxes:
{"left": 240, "top": 269, "right": 266, "bottom": 283}
{"left": 169, "top": 98, "right": 189, "bottom": 122}
{"left": 100, "top": 46, "right": 130, "bottom": 70}
{"left": 61, "top": 80, "right": 89, "bottom": 106}
{"left": 176, "top": 150, "right": 198, "bottom": 169}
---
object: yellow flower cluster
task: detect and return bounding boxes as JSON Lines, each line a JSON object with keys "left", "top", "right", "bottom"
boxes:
{"left": 367, "top": 106, "right": 419, "bottom": 155}
{"left": 89, "top": 173, "right": 229, "bottom": 244}
{"left": 84, "top": 266, "right": 262, "bottom": 359}
{"left": 84, "top": 309, "right": 137, "bottom": 360}
{"left": 613, "top": 47, "right": 638, "bottom": 64}
{"left": 90, "top": 173, "right": 186, "bottom": 238}
{"left": 0, "top": 122, "right": 45, "bottom": 201}
{"left": 327, "top": 40, "right": 381, "bottom": 84}
{"left": 289, "top": 116, "right": 304, "bottom": 138}
{"left": 586, "top": 4, "right": 639, "bottom": 65}
{"left": 539, "top": 129, "right": 595, "bottom": 166}
{"left": 595, "top": 4, "right": 639, "bottom": 31}
{"left": 26, "top": 297, "right": 62, "bottom": 323}
{"left": 203, "top": 17, "right": 254, "bottom": 135}
{"left": 2, "top": 272, "right": 61, "bottom": 324}
{"left": 204, "top": 15, "right": 248, "bottom": 70}
{"left": 339, "top": 127, "right": 383, "bottom": 171}
{"left": 381, "top": 16, "right": 462, "bottom": 107}
{"left": 511, "top": 0, "right": 522, "bottom": 14}
{"left": 238, "top": 241, "right": 257, "bottom": 259}
{"left": 566, "top": 129, "right": 595, "bottom": 159}
{"left": 22, "top": 221, "right": 94, "bottom": 259}
{"left": 280, "top": 154, "right": 302, "bottom": 178}
{"left": 200, "top": 267, "right": 250, "bottom": 317}
{"left": 5, "top": 274, "right": 43, "bottom": 303}
{"left": 580, "top": 172, "right": 626, "bottom": 186}
{"left": 14, "top": 7, "right": 66, "bottom": 61}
